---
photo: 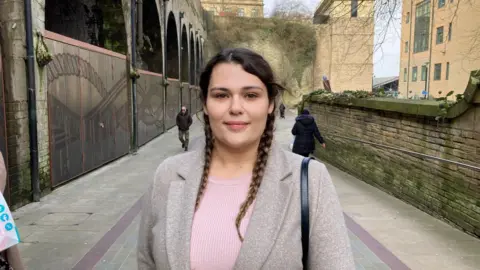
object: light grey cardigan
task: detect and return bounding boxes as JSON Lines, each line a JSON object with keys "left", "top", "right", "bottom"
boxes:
{"left": 137, "top": 141, "right": 355, "bottom": 269}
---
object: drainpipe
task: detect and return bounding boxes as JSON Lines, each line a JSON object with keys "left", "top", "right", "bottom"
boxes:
{"left": 406, "top": 0, "right": 413, "bottom": 98}
{"left": 24, "top": 0, "right": 41, "bottom": 202}
{"left": 130, "top": 0, "right": 138, "bottom": 153}
{"left": 137, "top": 0, "right": 144, "bottom": 54}
{"left": 179, "top": 12, "right": 185, "bottom": 108}
{"left": 426, "top": 0, "right": 436, "bottom": 99}
{"left": 163, "top": 0, "right": 169, "bottom": 132}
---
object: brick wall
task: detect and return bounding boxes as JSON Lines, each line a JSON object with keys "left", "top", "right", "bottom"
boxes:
{"left": 305, "top": 87, "right": 480, "bottom": 237}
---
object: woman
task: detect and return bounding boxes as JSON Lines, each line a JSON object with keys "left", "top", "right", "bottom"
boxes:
{"left": 137, "top": 48, "right": 354, "bottom": 269}
{"left": 0, "top": 152, "right": 24, "bottom": 270}
{"left": 291, "top": 109, "right": 326, "bottom": 157}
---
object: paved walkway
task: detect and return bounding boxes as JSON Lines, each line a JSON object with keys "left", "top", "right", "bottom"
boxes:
{"left": 12, "top": 111, "right": 480, "bottom": 270}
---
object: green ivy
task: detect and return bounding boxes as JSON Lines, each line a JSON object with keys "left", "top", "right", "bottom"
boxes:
{"left": 434, "top": 91, "right": 463, "bottom": 122}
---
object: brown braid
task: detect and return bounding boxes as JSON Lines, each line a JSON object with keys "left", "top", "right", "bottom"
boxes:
{"left": 234, "top": 113, "right": 276, "bottom": 241}
{"left": 194, "top": 114, "right": 215, "bottom": 211}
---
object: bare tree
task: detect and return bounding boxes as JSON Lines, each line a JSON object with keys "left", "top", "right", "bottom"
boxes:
{"left": 270, "top": 0, "right": 313, "bottom": 20}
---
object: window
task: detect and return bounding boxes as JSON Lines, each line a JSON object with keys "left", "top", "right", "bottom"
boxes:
{"left": 421, "top": 65, "right": 427, "bottom": 81}
{"left": 448, "top": 23, "right": 452, "bottom": 41}
{"left": 405, "top": 41, "right": 409, "bottom": 53}
{"left": 251, "top": 8, "right": 258, "bottom": 17}
{"left": 446, "top": 62, "right": 450, "bottom": 80}
{"left": 438, "top": 0, "right": 445, "bottom": 8}
{"left": 406, "top": 12, "right": 410, "bottom": 23}
{"left": 434, "top": 63, "right": 442, "bottom": 80}
{"left": 436, "top": 26, "right": 444, "bottom": 44}
{"left": 351, "top": 0, "right": 358, "bottom": 17}
{"left": 404, "top": 68, "right": 407, "bottom": 82}
{"left": 237, "top": 8, "right": 244, "bottom": 17}
{"left": 414, "top": 0, "right": 431, "bottom": 53}
{"left": 412, "top": 66, "right": 418, "bottom": 81}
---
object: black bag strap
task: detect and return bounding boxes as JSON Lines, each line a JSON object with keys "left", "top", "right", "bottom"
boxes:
{"left": 301, "top": 157, "right": 311, "bottom": 269}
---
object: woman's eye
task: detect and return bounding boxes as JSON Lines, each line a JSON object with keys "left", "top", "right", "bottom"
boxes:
{"left": 214, "top": 93, "right": 228, "bottom": 99}
{"left": 245, "top": 93, "right": 258, "bottom": 99}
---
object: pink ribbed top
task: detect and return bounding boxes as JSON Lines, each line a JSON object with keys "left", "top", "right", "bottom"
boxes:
{"left": 190, "top": 174, "right": 254, "bottom": 270}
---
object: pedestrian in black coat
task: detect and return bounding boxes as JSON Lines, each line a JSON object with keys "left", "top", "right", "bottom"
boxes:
{"left": 279, "top": 103, "right": 286, "bottom": 118}
{"left": 291, "top": 109, "right": 326, "bottom": 157}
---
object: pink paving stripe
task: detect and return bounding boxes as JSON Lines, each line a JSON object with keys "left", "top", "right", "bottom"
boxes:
{"left": 344, "top": 213, "right": 410, "bottom": 270}
{"left": 72, "top": 196, "right": 143, "bottom": 270}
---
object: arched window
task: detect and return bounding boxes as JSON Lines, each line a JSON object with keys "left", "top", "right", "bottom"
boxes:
{"left": 251, "top": 8, "right": 259, "bottom": 17}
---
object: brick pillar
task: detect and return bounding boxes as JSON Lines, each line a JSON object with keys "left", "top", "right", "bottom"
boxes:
{"left": 0, "top": 0, "right": 50, "bottom": 209}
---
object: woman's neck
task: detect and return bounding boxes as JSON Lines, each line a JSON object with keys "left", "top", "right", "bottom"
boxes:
{"left": 209, "top": 141, "right": 259, "bottom": 179}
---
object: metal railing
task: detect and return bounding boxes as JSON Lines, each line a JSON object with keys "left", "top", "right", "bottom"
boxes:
{"left": 325, "top": 132, "right": 480, "bottom": 172}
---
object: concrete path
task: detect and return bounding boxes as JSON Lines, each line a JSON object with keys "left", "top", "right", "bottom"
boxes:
{"left": 11, "top": 111, "right": 480, "bottom": 269}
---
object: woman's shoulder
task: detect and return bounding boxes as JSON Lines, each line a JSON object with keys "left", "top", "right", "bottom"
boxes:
{"left": 281, "top": 150, "right": 330, "bottom": 188}
{"left": 152, "top": 149, "right": 202, "bottom": 187}
{"left": 282, "top": 150, "right": 328, "bottom": 172}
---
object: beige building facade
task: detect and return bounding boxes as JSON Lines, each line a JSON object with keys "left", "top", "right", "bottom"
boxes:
{"left": 201, "top": 0, "right": 263, "bottom": 17}
{"left": 399, "top": 0, "right": 480, "bottom": 99}
{"left": 313, "top": 0, "right": 374, "bottom": 92}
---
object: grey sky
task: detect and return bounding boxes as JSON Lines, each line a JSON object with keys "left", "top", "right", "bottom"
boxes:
{"left": 263, "top": 0, "right": 402, "bottom": 78}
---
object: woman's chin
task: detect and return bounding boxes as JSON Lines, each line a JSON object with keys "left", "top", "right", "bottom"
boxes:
{"left": 218, "top": 137, "right": 257, "bottom": 151}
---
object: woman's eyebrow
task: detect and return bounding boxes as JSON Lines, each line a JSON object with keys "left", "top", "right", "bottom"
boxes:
{"left": 209, "top": 86, "right": 264, "bottom": 91}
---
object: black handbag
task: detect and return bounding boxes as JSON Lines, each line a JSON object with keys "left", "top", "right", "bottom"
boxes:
{"left": 301, "top": 157, "right": 311, "bottom": 269}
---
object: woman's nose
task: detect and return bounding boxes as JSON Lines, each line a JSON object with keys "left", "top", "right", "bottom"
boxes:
{"left": 229, "top": 95, "right": 244, "bottom": 115}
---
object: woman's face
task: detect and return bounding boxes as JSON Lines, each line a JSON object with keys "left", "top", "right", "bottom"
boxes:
{"left": 205, "top": 62, "right": 274, "bottom": 150}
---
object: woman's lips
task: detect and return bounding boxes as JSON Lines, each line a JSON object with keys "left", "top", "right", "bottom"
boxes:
{"left": 224, "top": 121, "right": 249, "bottom": 131}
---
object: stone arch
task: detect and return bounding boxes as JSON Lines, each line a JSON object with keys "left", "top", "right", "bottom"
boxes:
{"left": 46, "top": 53, "right": 106, "bottom": 97}
{"left": 166, "top": 12, "right": 179, "bottom": 78}
{"left": 189, "top": 30, "right": 195, "bottom": 85}
{"left": 138, "top": 0, "right": 163, "bottom": 73}
{"left": 195, "top": 37, "right": 200, "bottom": 85}
{"left": 45, "top": 0, "right": 127, "bottom": 54}
{"left": 181, "top": 25, "right": 189, "bottom": 82}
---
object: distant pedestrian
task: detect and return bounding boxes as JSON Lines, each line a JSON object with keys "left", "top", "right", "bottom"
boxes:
{"left": 176, "top": 106, "right": 193, "bottom": 151}
{"left": 291, "top": 109, "right": 326, "bottom": 157}
{"left": 279, "top": 103, "right": 285, "bottom": 118}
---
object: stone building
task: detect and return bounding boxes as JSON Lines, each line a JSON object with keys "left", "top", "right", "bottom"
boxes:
{"left": 399, "top": 0, "right": 480, "bottom": 99}
{"left": 313, "top": 0, "right": 374, "bottom": 92}
{"left": 0, "top": 0, "right": 208, "bottom": 208}
{"left": 201, "top": 0, "right": 263, "bottom": 17}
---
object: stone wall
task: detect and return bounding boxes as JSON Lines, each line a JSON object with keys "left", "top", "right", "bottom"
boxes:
{"left": 305, "top": 73, "right": 480, "bottom": 237}
{"left": 0, "top": 0, "right": 51, "bottom": 208}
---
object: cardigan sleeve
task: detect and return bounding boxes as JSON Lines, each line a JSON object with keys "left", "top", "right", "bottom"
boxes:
{"left": 308, "top": 163, "right": 355, "bottom": 270}
{"left": 137, "top": 179, "right": 157, "bottom": 270}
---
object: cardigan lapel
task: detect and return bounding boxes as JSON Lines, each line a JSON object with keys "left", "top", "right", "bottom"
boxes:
{"left": 233, "top": 141, "right": 293, "bottom": 269}
{"left": 165, "top": 150, "right": 204, "bottom": 270}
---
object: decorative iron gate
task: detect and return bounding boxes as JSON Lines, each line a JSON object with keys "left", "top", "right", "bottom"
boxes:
{"left": 45, "top": 34, "right": 130, "bottom": 187}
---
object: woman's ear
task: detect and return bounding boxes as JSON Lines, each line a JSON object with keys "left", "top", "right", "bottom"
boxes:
{"left": 268, "top": 102, "right": 274, "bottom": 114}
{"left": 203, "top": 105, "right": 208, "bottom": 115}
